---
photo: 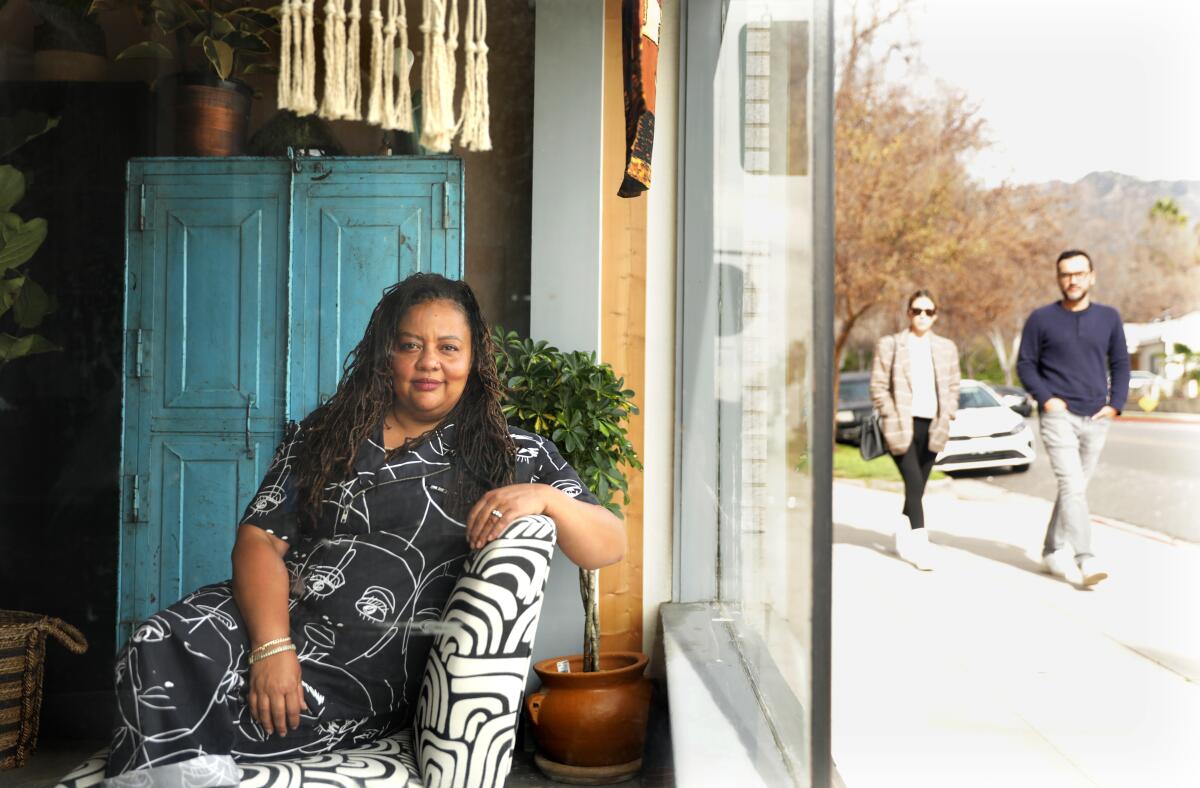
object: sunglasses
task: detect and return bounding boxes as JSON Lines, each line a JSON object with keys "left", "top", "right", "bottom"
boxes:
{"left": 909, "top": 307, "right": 937, "bottom": 317}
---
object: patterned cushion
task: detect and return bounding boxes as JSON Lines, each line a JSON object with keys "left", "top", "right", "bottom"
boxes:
{"left": 55, "top": 516, "right": 557, "bottom": 788}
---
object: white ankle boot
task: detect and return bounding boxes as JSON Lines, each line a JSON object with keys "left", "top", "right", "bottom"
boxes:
{"left": 895, "top": 527, "right": 934, "bottom": 571}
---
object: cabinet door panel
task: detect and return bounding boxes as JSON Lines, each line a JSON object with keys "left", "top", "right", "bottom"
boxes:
{"left": 290, "top": 159, "right": 464, "bottom": 417}
{"left": 119, "top": 161, "right": 288, "bottom": 645}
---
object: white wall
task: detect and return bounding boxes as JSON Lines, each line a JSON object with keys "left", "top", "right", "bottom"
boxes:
{"left": 529, "top": 0, "right": 605, "bottom": 670}
{"left": 530, "top": 0, "right": 605, "bottom": 356}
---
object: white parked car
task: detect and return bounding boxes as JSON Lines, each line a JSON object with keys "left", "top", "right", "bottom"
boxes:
{"left": 935, "top": 380, "right": 1035, "bottom": 474}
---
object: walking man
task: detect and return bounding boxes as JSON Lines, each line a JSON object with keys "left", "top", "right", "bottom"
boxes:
{"left": 1017, "top": 250, "right": 1130, "bottom": 587}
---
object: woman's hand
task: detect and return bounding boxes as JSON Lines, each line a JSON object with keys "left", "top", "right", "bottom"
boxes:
{"left": 247, "top": 651, "right": 307, "bottom": 737}
{"left": 466, "top": 483, "right": 553, "bottom": 549}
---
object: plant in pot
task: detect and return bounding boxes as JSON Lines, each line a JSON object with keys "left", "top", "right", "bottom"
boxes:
{"left": 492, "top": 329, "right": 650, "bottom": 784}
{"left": 97, "top": 0, "right": 279, "bottom": 155}
{"left": 0, "top": 112, "right": 60, "bottom": 371}
{"left": 8, "top": 0, "right": 111, "bottom": 81}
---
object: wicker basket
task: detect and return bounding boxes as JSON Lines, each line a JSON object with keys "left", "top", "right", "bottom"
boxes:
{"left": 0, "top": 611, "right": 88, "bottom": 770}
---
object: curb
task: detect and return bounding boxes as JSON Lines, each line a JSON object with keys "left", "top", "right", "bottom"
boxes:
{"left": 1116, "top": 412, "right": 1200, "bottom": 425}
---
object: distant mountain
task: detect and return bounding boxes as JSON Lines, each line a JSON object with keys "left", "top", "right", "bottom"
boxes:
{"left": 1035, "top": 172, "right": 1200, "bottom": 321}
{"left": 1039, "top": 171, "right": 1200, "bottom": 266}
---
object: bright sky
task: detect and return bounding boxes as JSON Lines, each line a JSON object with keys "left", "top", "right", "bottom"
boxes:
{"left": 899, "top": 0, "right": 1200, "bottom": 186}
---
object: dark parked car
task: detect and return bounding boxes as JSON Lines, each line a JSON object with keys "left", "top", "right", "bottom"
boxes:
{"left": 992, "top": 384, "right": 1035, "bottom": 417}
{"left": 836, "top": 372, "right": 874, "bottom": 444}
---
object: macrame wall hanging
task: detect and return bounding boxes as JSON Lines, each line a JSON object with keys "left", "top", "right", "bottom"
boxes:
{"left": 277, "top": 0, "right": 491, "bottom": 152}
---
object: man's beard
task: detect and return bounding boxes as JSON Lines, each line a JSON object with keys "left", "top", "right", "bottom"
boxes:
{"left": 1061, "top": 285, "right": 1089, "bottom": 303}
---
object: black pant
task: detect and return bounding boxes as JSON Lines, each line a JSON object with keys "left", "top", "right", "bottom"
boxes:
{"left": 890, "top": 417, "right": 936, "bottom": 530}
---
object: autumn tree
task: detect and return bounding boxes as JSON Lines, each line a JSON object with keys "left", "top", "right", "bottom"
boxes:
{"left": 834, "top": 0, "right": 989, "bottom": 395}
{"left": 835, "top": 0, "right": 1073, "bottom": 399}
{"left": 930, "top": 185, "right": 1064, "bottom": 384}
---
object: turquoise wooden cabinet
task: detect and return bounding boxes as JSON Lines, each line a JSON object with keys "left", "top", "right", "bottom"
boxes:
{"left": 117, "top": 157, "right": 464, "bottom": 645}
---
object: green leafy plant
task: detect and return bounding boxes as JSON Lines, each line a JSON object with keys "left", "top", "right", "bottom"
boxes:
{"left": 492, "top": 329, "right": 642, "bottom": 672}
{"left": 95, "top": 0, "right": 279, "bottom": 83}
{"left": 0, "top": 112, "right": 61, "bottom": 368}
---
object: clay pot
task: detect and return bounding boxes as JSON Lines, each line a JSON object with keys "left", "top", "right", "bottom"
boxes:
{"left": 526, "top": 651, "right": 652, "bottom": 783}
{"left": 173, "top": 76, "right": 253, "bottom": 157}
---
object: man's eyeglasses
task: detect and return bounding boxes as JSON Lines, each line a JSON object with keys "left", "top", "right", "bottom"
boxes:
{"left": 1058, "top": 271, "right": 1091, "bottom": 281}
{"left": 909, "top": 307, "right": 936, "bottom": 317}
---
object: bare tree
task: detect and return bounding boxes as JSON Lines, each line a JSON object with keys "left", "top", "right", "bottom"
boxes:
{"left": 835, "top": 0, "right": 988, "bottom": 399}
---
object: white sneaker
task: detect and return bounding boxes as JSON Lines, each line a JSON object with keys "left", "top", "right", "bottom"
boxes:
{"left": 1078, "top": 558, "right": 1108, "bottom": 587}
{"left": 1043, "top": 549, "right": 1082, "bottom": 584}
{"left": 897, "top": 528, "right": 934, "bottom": 571}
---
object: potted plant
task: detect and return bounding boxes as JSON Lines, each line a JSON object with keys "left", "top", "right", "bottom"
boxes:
{"left": 492, "top": 329, "right": 651, "bottom": 784}
{"left": 97, "top": 0, "right": 279, "bottom": 155}
{"left": 0, "top": 112, "right": 60, "bottom": 370}
{"left": 17, "top": 0, "right": 111, "bottom": 81}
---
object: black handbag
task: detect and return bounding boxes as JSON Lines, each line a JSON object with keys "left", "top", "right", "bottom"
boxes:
{"left": 859, "top": 409, "right": 887, "bottom": 461}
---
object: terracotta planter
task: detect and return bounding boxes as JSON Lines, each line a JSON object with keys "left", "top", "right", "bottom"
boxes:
{"left": 174, "top": 78, "right": 253, "bottom": 157}
{"left": 527, "top": 651, "right": 652, "bottom": 783}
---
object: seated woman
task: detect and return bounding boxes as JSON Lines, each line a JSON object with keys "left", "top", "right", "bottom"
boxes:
{"left": 104, "top": 273, "right": 625, "bottom": 783}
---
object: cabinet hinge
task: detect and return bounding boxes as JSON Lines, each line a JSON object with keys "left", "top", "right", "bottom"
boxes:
{"left": 127, "top": 474, "right": 148, "bottom": 523}
{"left": 132, "top": 329, "right": 150, "bottom": 378}
{"left": 442, "top": 182, "right": 450, "bottom": 230}
{"left": 137, "top": 183, "right": 146, "bottom": 231}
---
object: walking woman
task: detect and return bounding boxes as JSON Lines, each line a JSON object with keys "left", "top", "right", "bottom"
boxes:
{"left": 869, "top": 290, "right": 962, "bottom": 570}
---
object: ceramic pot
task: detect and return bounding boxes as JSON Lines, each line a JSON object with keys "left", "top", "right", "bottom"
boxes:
{"left": 174, "top": 76, "right": 253, "bottom": 157}
{"left": 526, "top": 651, "right": 652, "bottom": 781}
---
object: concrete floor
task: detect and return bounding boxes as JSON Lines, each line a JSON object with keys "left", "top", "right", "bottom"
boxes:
{"left": 4, "top": 695, "right": 673, "bottom": 788}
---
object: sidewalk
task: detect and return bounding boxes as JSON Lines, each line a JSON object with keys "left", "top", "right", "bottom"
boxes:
{"left": 831, "top": 479, "right": 1200, "bottom": 788}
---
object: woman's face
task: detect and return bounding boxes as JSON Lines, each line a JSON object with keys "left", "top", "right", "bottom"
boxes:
{"left": 908, "top": 296, "right": 938, "bottom": 333}
{"left": 389, "top": 299, "right": 473, "bottom": 428}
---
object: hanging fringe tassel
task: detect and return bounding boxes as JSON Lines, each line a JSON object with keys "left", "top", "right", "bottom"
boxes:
{"left": 419, "top": 0, "right": 453, "bottom": 152}
{"left": 389, "top": 0, "right": 413, "bottom": 131}
{"left": 459, "top": 0, "right": 490, "bottom": 150}
{"left": 278, "top": 0, "right": 294, "bottom": 109}
{"left": 318, "top": 0, "right": 347, "bottom": 119}
{"left": 379, "top": 0, "right": 399, "bottom": 128}
{"left": 444, "top": 0, "right": 459, "bottom": 133}
{"left": 290, "top": 0, "right": 306, "bottom": 107}
{"left": 366, "top": 0, "right": 386, "bottom": 124}
{"left": 294, "top": 0, "right": 319, "bottom": 114}
{"left": 343, "top": 0, "right": 364, "bottom": 119}
{"left": 364, "top": 2, "right": 383, "bottom": 124}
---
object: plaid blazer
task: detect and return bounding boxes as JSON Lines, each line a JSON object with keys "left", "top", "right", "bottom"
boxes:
{"left": 869, "top": 331, "right": 962, "bottom": 455}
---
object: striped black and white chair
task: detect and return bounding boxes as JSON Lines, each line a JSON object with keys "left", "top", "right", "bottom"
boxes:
{"left": 56, "top": 516, "right": 557, "bottom": 788}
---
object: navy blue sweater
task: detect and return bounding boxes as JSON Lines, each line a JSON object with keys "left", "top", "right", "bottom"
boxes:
{"left": 1016, "top": 302, "right": 1131, "bottom": 415}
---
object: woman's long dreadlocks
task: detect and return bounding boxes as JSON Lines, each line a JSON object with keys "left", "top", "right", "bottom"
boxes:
{"left": 292, "top": 274, "right": 515, "bottom": 532}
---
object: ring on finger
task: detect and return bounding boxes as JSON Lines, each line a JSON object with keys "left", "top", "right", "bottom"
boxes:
{"left": 490, "top": 509, "right": 503, "bottom": 519}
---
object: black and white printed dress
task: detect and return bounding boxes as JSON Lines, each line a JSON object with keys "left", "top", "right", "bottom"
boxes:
{"left": 105, "top": 421, "right": 596, "bottom": 782}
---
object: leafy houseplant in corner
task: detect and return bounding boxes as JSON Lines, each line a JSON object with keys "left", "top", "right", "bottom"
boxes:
{"left": 492, "top": 329, "right": 651, "bottom": 785}
{"left": 97, "top": 0, "right": 279, "bottom": 155}
{"left": 0, "top": 112, "right": 61, "bottom": 371}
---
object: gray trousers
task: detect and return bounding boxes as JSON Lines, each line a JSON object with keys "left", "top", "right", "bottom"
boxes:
{"left": 1039, "top": 410, "right": 1111, "bottom": 561}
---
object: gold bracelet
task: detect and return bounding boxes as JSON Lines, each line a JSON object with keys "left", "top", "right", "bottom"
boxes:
{"left": 250, "top": 637, "right": 292, "bottom": 657}
{"left": 248, "top": 643, "right": 296, "bottom": 665}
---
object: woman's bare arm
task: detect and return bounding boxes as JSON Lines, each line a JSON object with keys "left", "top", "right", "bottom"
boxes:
{"left": 465, "top": 484, "right": 626, "bottom": 569}
{"left": 231, "top": 524, "right": 306, "bottom": 735}
{"left": 231, "top": 524, "right": 292, "bottom": 646}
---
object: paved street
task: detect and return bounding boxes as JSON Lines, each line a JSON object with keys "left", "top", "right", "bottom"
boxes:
{"left": 965, "top": 416, "right": 1200, "bottom": 543}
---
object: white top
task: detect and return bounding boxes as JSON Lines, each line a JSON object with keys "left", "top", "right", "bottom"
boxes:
{"left": 906, "top": 332, "right": 938, "bottom": 419}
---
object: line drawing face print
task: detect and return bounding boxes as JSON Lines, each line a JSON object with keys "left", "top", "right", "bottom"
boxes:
{"left": 356, "top": 586, "right": 397, "bottom": 623}
{"left": 304, "top": 548, "right": 358, "bottom": 600}
{"left": 551, "top": 478, "right": 583, "bottom": 498}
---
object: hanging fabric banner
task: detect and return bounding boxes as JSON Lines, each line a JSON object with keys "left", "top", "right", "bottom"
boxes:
{"left": 618, "top": 0, "right": 661, "bottom": 197}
